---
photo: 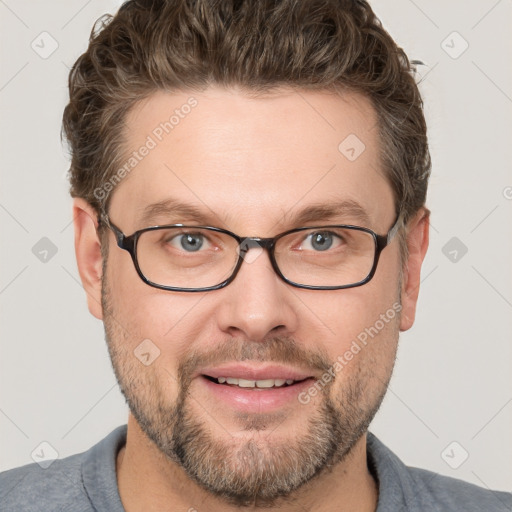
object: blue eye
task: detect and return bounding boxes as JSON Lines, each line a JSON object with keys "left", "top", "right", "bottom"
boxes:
{"left": 167, "top": 233, "right": 208, "bottom": 252}
{"left": 311, "top": 232, "right": 332, "bottom": 251}
{"left": 302, "top": 231, "right": 342, "bottom": 252}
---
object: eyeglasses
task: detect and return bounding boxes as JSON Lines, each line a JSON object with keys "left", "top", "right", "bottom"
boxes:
{"left": 97, "top": 210, "right": 402, "bottom": 292}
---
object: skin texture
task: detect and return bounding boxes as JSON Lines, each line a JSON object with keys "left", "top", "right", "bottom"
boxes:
{"left": 73, "top": 86, "right": 429, "bottom": 511}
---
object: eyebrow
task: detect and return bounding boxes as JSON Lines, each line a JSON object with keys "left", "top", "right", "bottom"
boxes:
{"left": 137, "top": 199, "right": 221, "bottom": 228}
{"left": 136, "top": 197, "right": 373, "bottom": 230}
{"left": 284, "top": 200, "right": 372, "bottom": 227}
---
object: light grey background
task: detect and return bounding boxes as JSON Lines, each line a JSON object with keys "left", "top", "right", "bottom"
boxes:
{"left": 1, "top": 0, "right": 511, "bottom": 492}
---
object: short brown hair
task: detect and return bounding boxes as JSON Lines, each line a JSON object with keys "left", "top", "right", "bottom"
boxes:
{"left": 62, "top": 0, "right": 431, "bottom": 264}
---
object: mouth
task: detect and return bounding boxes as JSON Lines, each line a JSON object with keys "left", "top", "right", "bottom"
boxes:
{"left": 197, "top": 364, "right": 317, "bottom": 413}
{"left": 202, "top": 375, "right": 312, "bottom": 389}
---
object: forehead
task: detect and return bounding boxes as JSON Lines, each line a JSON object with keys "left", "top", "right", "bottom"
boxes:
{"left": 109, "top": 86, "right": 394, "bottom": 233}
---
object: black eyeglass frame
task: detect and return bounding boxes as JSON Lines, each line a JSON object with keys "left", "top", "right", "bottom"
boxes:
{"left": 97, "top": 210, "right": 402, "bottom": 292}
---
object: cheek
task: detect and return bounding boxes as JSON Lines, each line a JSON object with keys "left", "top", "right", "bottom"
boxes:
{"left": 293, "top": 270, "right": 401, "bottom": 395}
{"left": 107, "top": 285, "right": 212, "bottom": 377}
{"left": 108, "top": 252, "right": 192, "bottom": 337}
{"left": 296, "top": 283, "right": 400, "bottom": 348}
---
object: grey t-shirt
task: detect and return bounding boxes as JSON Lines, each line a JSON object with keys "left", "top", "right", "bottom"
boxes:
{"left": 1, "top": 425, "right": 510, "bottom": 511}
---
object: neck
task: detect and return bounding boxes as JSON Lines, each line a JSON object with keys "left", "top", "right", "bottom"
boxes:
{"left": 117, "top": 415, "right": 378, "bottom": 512}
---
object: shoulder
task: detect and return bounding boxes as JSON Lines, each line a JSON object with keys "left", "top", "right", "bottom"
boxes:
{"left": 367, "top": 432, "right": 512, "bottom": 512}
{"left": 0, "top": 452, "right": 91, "bottom": 512}
{"left": 407, "top": 465, "right": 512, "bottom": 511}
{"left": 0, "top": 425, "right": 127, "bottom": 512}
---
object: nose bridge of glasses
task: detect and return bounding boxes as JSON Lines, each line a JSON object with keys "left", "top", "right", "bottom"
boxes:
{"left": 238, "top": 237, "right": 274, "bottom": 254}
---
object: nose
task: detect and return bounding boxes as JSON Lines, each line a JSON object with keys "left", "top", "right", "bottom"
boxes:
{"left": 215, "top": 246, "right": 299, "bottom": 342}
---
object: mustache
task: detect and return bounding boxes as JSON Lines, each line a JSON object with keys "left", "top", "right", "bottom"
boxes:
{"left": 177, "top": 335, "right": 332, "bottom": 387}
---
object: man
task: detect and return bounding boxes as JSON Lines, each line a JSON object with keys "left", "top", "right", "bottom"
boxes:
{"left": 1, "top": 0, "right": 510, "bottom": 510}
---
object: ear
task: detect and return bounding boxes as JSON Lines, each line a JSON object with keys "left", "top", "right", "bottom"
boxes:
{"left": 72, "top": 198, "right": 104, "bottom": 320}
{"left": 399, "top": 207, "right": 430, "bottom": 332}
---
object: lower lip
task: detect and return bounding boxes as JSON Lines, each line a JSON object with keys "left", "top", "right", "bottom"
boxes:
{"left": 199, "top": 375, "right": 315, "bottom": 413}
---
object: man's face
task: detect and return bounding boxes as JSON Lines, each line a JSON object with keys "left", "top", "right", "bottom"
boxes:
{"left": 99, "top": 87, "right": 403, "bottom": 506}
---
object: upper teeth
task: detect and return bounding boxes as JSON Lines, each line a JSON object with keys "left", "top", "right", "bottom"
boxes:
{"left": 217, "top": 377, "right": 295, "bottom": 388}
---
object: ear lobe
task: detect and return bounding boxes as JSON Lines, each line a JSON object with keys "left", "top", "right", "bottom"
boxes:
{"left": 72, "top": 198, "right": 104, "bottom": 320}
{"left": 399, "top": 207, "right": 430, "bottom": 332}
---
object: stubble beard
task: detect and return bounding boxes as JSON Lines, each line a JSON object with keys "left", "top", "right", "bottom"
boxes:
{"left": 101, "top": 272, "right": 398, "bottom": 507}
